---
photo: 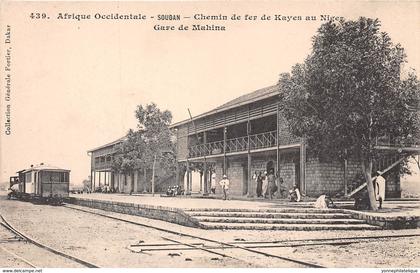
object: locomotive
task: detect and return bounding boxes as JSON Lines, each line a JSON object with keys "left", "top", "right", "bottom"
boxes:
{"left": 8, "top": 163, "right": 70, "bottom": 205}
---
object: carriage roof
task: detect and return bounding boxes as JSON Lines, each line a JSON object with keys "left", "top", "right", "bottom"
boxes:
{"left": 18, "top": 164, "right": 70, "bottom": 174}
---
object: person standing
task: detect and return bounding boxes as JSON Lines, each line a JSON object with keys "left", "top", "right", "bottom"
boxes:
{"left": 254, "top": 171, "right": 263, "bottom": 197}
{"left": 267, "top": 170, "right": 277, "bottom": 200}
{"left": 262, "top": 171, "right": 269, "bottom": 198}
{"left": 211, "top": 171, "right": 217, "bottom": 194}
{"left": 219, "top": 175, "right": 230, "bottom": 200}
{"left": 376, "top": 171, "right": 386, "bottom": 209}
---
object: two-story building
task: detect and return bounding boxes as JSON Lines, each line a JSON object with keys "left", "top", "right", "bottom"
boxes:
{"left": 88, "top": 136, "right": 171, "bottom": 194}
{"left": 88, "top": 136, "right": 148, "bottom": 193}
{"left": 170, "top": 84, "right": 406, "bottom": 198}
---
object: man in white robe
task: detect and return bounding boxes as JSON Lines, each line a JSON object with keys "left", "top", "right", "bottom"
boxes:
{"left": 375, "top": 171, "right": 386, "bottom": 209}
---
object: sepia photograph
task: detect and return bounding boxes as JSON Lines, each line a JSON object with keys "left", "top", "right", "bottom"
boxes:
{"left": 0, "top": 0, "right": 419, "bottom": 271}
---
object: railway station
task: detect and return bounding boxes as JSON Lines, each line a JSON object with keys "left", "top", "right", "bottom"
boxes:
{"left": 170, "top": 84, "right": 418, "bottom": 200}
{"left": 86, "top": 83, "right": 420, "bottom": 206}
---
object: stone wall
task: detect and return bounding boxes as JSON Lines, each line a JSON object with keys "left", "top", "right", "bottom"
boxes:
{"left": 67, "top": 198, "right": 200, "bottom": 227}
{"left": 305, "top": 156, "right": 401, "bottom": 198}
{"left": 227, "top": 161, "right": 246, "bottom": 196}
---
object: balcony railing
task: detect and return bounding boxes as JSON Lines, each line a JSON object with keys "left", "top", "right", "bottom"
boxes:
{"left": 375, "top": 135, "right": 420, "bottom": 149}
{"left": 189, "top": 130, "right": 295, "bottom": 158}
{"left": 94, "top": 161, "right": 113, "bottom": 170}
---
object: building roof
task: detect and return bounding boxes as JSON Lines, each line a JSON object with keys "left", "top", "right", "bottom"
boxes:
{"left": 170, "top": 84, "right": 280, "bottom": 128}
{"left": 87, "top": 136, "right": 127, "bottom": 153}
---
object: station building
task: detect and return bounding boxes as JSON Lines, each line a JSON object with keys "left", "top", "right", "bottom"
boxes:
{"left": 88, "top": 137, "right": 172, "bottom": 193}
{"left": 88, "top": 137, "right": 151, "bottom": 193}
{"left": 170, "top": 85, "right": 406, "bottom": 198}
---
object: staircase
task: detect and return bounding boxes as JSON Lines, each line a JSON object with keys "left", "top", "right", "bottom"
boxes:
{"left": 184, "top": 208, "right": 381, "bottom": 230}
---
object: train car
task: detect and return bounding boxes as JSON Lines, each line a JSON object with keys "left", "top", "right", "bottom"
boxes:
{"left": 9, "top": 163, "right": 70, "bottom": 204}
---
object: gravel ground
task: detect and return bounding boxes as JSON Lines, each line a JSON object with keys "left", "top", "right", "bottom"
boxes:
{"left": 0, "top": 222, "right": 84, "bottom": 268}
{"left": 0, "top": 195, "right": 419, "bottom": 268}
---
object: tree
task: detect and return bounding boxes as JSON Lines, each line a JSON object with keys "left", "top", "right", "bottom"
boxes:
{"left": 112, "top": 103, "right": 177, "bottom": 193}
{"left": 279, "top": 17, "right": 420, "bottom": 210}
{"left": 112, "top": 129, "right": 147, "bottom": 174}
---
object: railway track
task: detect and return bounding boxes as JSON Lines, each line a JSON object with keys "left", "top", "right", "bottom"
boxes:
{"left": 129, "top": 233, "right": 420, "bottom": 252}
{"left": 64, "top": 204, "right": 328, "bottom": 268}
{"left": 64, "top": 204, "right": 420, "bottom": 267}
{"left": 0, "top": 214, "right": 99, "bottom": 268}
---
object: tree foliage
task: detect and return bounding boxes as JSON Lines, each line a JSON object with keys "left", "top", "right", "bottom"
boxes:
{"left": 112, "top": 103, "right": 176, "bottom": 184}
{"left": 279, "top": 17, "right": 420, "bottom": 210}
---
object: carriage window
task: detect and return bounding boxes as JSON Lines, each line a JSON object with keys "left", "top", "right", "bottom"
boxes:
{"left": 25, "top": 172, "right": 32, "bottom": 183}
{"left": 60, "top": 172, "right": 69, "bottom": 182}
{"left": 49, "top": 172, "right": 60, "bottom": 182}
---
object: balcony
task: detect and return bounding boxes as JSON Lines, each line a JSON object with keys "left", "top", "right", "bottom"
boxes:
{"left": 189, "top": 130, "right": 296, "bottom": 158}
{"left": 375, "top": 135, "right": 420, "bottom": 152}
{"left": 93, "top": 161, "right": 113, "bottom": 170}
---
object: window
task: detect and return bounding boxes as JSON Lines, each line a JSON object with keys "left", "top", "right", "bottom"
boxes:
{"left": 41, "top": 171, "right": 69, "bottom": 183}
{"left": 25, "top": 172, "right": 32, "bottom": 183}
{"left": 60, "top": 172, "right": 69, "bottom": 182}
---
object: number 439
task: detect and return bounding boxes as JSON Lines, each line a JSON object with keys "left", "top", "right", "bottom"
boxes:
{"left": 30, "top": 13, "right": 49, "bottom": 19}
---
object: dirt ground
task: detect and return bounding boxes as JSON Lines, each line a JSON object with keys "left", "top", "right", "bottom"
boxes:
{"left": 0, "top": 195, "right": 419, "bottom": 268}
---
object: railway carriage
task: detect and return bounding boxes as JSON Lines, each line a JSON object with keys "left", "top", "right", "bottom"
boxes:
{"left": 9, "top": 163, "right": 70, "bottom": 204}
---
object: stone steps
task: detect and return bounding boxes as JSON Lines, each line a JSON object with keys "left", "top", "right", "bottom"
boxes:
{"left": 188, "top": 211, "right": 354, "bottom": 219}
{"left": 201, "top": 222, "right": 382, "bottom": 231}
{"left": 195, "top": 217, "right": 366, "bottom": 225}
{"left": 184, "top": 208, "right": 348, "bottom": 213}
{"left": 184, "top": 208, "right": 381, "bottom": 230}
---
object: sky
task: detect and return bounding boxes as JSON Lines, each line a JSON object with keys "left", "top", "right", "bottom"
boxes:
{"left": 1, "top": 1, "right": 420, "bottom": 185}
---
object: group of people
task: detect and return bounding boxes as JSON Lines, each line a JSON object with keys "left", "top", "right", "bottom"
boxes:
{"left": 216, "top": 169, "right": 302, "bottom": 201}
{"left": 253, "top": 170, "right": 281, "bottom": 200}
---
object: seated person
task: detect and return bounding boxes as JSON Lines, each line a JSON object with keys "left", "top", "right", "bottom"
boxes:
{"left": 314, "top": 194, "right": 336, "bottom": 209}
{"left": 289, "top": 184, "right": 302, "bottom": 202}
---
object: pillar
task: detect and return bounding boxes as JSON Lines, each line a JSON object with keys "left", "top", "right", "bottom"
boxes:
{"left": 143, "top": 168, "right": 147, "bottom": 192}
{"left": 247, "top": 118, "right": 252, "bottom": 197}
{"left": 186, "top": 160, "right": 190, "bottom": 194}
{"left": 203, "top": 160, "right": 208, "bottom": 194}
{"left": 276, "top": 102, "right": 281, "bottom": 198}
{"left": 91, "top": 170, "right": 95, "bottom": 191}
{"left": 300, "top": 142, "right": 306, "bottom": 194}
{"left": 223, "top": 126, "right": 227, "bottom": 175}
{"left": 203, "top": 131, "right": 208, "bottom": 194}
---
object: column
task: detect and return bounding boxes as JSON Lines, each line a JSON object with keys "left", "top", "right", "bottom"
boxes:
{"left": 203, "top": 131, "right": 208, "bottom": 194}
{"left": 176, "top": 163, "right": 180, "bottom": 187}
{"left": 143, "top": 168, "right": 147, "bottom": 192}
{"left": 91, "top": 170, "right": 95, "bottom": 191}
{"left": 247, "top": 117, "right": 252, "bottom": 197}
{"left": 344, "top": 149, "right": 348, "bottom": 196}
{"left": 223, "top": 126, "right": 227, "bottom": 175}
{"left": 186, "top": 160, "right": 190, "bottom": 194}
{"left": 300, "top": 142, "right": 306, "bottom": 194}
{"left": 276, "top": 103, "right": 281, "bottom": 198}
